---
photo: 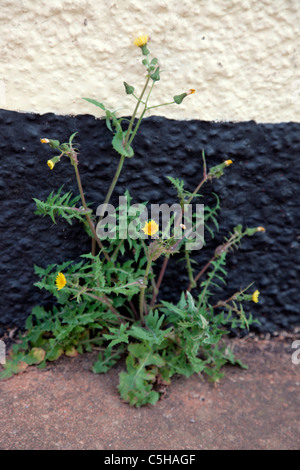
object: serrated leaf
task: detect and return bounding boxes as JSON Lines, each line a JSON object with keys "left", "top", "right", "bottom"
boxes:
{"left": 103, "top": 323, "right": 130, "bottom": 348}
{"left": 118, "top": 345, "right": 164, "bottom": 407}
{"left": 112, "top": 129, "right": 134, "bottom": 158}
{"left": 93, "top": 346, "right": 125, "bottom": 374}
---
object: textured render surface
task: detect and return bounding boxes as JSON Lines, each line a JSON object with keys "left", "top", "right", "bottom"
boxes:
{"left": 0, "top": 109, "right": 300, "bottom": 334}
{"left": 0, "top": 0, "right": 299, "bottom": 122}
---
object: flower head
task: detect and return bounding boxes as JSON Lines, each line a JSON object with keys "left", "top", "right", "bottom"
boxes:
{"left": 142, "top": 220, "right": 159, "bottom": 236}
{"left": 47, "top": 159, "right": 55, "bottom": 170}
{"left": 174, "top": 89, "right": 195, "bottom": 105}
{"left": 40, "top": 138, "right": 50, "bottom": 144}
{"left": 134, "top": 35, "right": 148, "bottom": 47}
{"left": 252, "top": 290, "right": 260, "bottom": 303}
{"left": 224, "top": 159, "right": 233, "bottom": 166}
{"left": 55, "top": 272, "right": 67, "bottom": 290}
{"left": 256, "top": 226, "right": 265, "bottom": 232}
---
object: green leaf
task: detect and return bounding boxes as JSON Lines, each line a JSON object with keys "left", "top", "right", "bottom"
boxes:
{"left": 45, "top": 341, "right": 63, "bottom": 361}
{"left": 93, "top": 346, "right": 125, "bottom": 374}
{"left": 33, "top": 187, "right": 91, "bottom": 225}
{"left": 118, "top": 343, "right": 165, "bottom": 407}
{"left": 103, "top": 323, "right": 130, "bottom": 348}
{"left": 112, "top": 129, "right": 134, "bottom": 158}
{"left": 69, "top": 132, "right": 78, "bottom": 145}
{"left": 82, "top": 97, "right": 106, "bottom": 111}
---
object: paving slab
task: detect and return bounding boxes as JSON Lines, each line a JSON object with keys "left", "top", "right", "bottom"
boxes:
{"left": 0, "top": 334, "right": 299, "bottom": 450}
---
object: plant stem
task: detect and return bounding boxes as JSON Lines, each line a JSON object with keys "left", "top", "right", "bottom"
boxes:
{"left": 101, "top": 154, "right": 126, "bottom": 214}
{"left": 185, "top": 247, "right": 196, "bottom": 289}
{"left": 197, "top": 259, "right": 219, "bottom": 309}
{"left": 127, "top": 108, "right": 147, "bottom": 147}
{"left": 73, "top": 160, "right": 110, "bottom": 262}
{"left": 208, "top": 283, "right": 254, "bottom": 311}
{"left": 150, "top": 167, "right": 210, "bottom": 305}
{"left": 139, "top": 257, "right": 152, "bottom": 325}
{"left": 186, "top": 256, "right": 215, "bottom": 293}
{"left": 127, "top": 77, "right": 155, "bottom": 148}
{"left": 99, "top": 75, "right": 152, "bottom": 224}
{"left": 147, "top": 100, "right": 175, "bottom": 110}
{"left": 150, "top": 255, "right": 169, "bottom": 306}
{"left": 132, "top": 93, "right": 145, "bottom": 104}
{"left": 124, "top": 74, "right": 151, "bottom": 149}
{"left": 83, "top": 291, "right": 132, "bottom": 323}
{"left": 111, "top": 239, "right": 124, "bottom": 262}
{"left": 128, "top": 299, "right": 139, "bottom": 320}
{"left": 141, "top": 239, "right": 158, "bottom": 296}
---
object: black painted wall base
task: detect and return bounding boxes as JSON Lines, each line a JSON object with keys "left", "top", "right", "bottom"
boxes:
{"left": 0, "top": 109, "right": 299, "bottom": 334}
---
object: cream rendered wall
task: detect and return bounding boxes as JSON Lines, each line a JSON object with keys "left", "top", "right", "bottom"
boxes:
{"left": 0, "top": 0, "right": 299, "bottom": 122}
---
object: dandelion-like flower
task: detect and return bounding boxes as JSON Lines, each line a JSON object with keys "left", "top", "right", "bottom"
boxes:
{"left": 40, "top": 138, "right": 50, "bottom": 144}
{"left": 134, "top": 35, "right": 148, "bottom": 47}
{"left": 257, "top": 226, "right": 265, "bottom": 232}
{"left": 187, "top": 89, "right": 196, "bottom": 95}
{"left": 224, "top": 160, "right": 233, "bottom": 166}
{"left": 142, "top": 220, "right": 159, "bottom": 236}
{"left": 47, "top": 160, "right": 55, "bottom": 170}
{"left": 55, "top": 272, "right": 67, "bottom": 290}
{"left": 252, "top": 290, "right": 260, "bottom": 303}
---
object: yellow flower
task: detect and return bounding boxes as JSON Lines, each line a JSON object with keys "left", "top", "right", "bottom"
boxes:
{"left": 47, "top": 160, "right": 55, "bottom": 170}
{"left": 252, "top": 290, "right": 260, "bottom": 303}
{"left": 134, "top": 35, "right": 148, "bottom": 47}
{"left": 142, "top": 220, "right": 159, "bottom": 236}
{"left": 40, "top": 138, "right": 50, "bottom": 144}
{"left": 224, "top": 160, "right": 233, "bottom": 166}
{"left": 257, "top": 226, "right": 265, "bottom": 232}
{"left": 55, "top": 272, "right": 67, "bottom": 290}
{"left": 187, "top": 89, "right": 196, "bottom": 95}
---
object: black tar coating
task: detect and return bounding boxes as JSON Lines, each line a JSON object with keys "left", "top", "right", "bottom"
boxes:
{"left": 0, "top": 109, "right": 299, "bottom": 334}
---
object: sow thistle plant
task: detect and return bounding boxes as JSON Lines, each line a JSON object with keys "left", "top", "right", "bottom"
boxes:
{"left": 1, "top": 36, "right": 265, "bottom": 407}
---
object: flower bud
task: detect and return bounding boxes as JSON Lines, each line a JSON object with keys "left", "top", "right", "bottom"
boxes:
{"left": 173, "top": 93, "right": 187, "bottom": 105}
{"left": 150, "top": 66, "right": 160, "bottom": 82}
{"left": 60, "top": 143, "right": 70, "bottom": 152}
{"left": 208, "top": 160, "right": 234, "bottom": 179}
{"left": 252, "top": 290, "right": 260, "bottom": 303}
{"left": 134, "top": 35, "right": 148, "bottom": 47}
{"left": 49, "top": 140, "right": 60, "bottom": 150}
{"left": 46, "top": 155, "right": 61, "bottom": 170}
{"left": 245, "top": 226, "right": 266, "bottom": 236}
{"left": 47, "top": 160, "right": 55, "bottom": 170}
{"left": 123, "top": 82, "right": 135, "bottom": 95}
